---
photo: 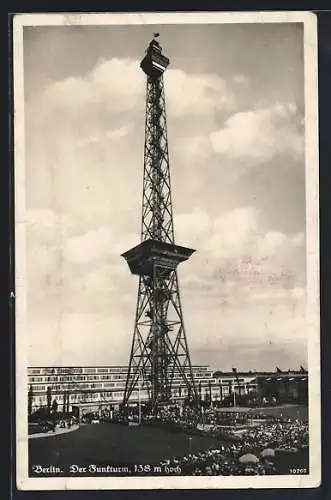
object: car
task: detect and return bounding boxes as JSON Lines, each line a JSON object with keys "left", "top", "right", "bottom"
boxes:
{"left": 91, "top": 418, "right": 100, "bottom": 424}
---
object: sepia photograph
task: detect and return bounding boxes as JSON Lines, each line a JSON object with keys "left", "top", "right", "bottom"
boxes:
{"left": 13, "top": 11, "right": 320, "bottom": 490}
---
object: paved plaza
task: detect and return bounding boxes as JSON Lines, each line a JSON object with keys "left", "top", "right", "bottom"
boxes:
{"left": 29, "top": 406, "right": 309, "bottom": 477}
{"left": 29, "top": 423, "right": 218, "bottom": 476}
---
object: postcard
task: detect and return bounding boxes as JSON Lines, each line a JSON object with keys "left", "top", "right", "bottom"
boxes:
{"left": 13, "top": 11, "right": 320, "bottom": 490}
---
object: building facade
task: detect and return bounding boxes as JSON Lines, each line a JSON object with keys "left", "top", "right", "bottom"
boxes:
{"left": 27, "top": 366, "right": 308, "bottom": 417}
{"left": 28, "top": 365, "right": 222, "bottom": 415}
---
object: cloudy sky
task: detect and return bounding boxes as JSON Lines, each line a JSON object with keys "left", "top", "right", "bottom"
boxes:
{"left": 23, "top": 21, "right": 307, "bottom": 371}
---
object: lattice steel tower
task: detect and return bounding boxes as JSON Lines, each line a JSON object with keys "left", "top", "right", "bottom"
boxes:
{"left": 121, "top": 36, "right": 198, "bottom": 410}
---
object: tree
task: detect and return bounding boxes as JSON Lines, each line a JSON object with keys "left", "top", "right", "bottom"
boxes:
{"left": 46, "top": 386, "right": 52, "bottom": 413}
{"left": 208, "top": 380, "right": 212, "bottom": 406}
{"left": 63, "top": 391, "right": 68, "bottom": 416}
{"left": 51, "top": 398, "right": 58, "bottom": 415}
{"left": 28, "top": 385, "right": 33, "bottom": 417}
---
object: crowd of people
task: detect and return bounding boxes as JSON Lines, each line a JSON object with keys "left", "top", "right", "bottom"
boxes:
{"left": 125, "top": 404, "right": 304, "bottom": 432}
{"left": 199, "top": 408, "right": 250, "bottom": 427}
{"left": 144, "top": 405, "right": 199, "bottom": 427}
{"left": 116, "top": 402, "right": 309, "bottom": 475}
{"left": 156, "top": 418, "right": 309, "bottom": 475}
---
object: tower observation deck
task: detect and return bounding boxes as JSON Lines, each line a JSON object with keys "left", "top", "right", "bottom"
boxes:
{"left": 121, "top": 36, "right": 198, "bottom": 410}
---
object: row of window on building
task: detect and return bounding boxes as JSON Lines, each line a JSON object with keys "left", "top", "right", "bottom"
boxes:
{"left": 29, "top": 374, "right": 214, "bottom": 383}
{"left": 29, "top": 366, "right": 210, "bottom": 376}
{"left": 29, "top": 380, "right": 228, "bottom": 393}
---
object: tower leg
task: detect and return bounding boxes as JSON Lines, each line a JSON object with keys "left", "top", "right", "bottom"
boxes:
{"left": 123, "top": 268, "right": 198, "bottom": 410}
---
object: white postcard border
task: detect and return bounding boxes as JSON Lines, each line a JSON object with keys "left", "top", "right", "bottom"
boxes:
{"left": 13, "top": 10, "right": 320, "bottom": 490}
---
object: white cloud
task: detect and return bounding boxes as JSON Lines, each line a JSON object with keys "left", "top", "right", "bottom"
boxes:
{"left": 257, "top": 231, "right": 304, "bottom": 258}
{"left": 176, "top": 206, "right": 304, "bottom": 291}
{"left": 175, "top": 206, "right": 211, "bottom": 244}
{"left": 26, "top": 209, "right": 76, "bottom": 293}
{"left": 232, "top": 74, "right": 250, "bottom": 86}
{"left": 30, "top": 57, "right": 235, "bottom": 133}
{"left": 173, "top": 102, "right": 304, "bottom": 166}
{"left": 209, "top": 102, "right": 304, "bottom": 162}
{"left": 185, "top": 293, "right": 307, "bottom": 370}
{"left": 181, "top": 273, "right": 211, "bottom": 291}
{"left": 106, "top": 124, "right": 132, "bottom": 141}
{"left": 64, "top": 227, "right": 113, "bottom": 264}
{"left": 25, "top": 51, "right": 308, "bottom": 368}
{"left": 71, "top": 124, "right": 133, "bottom": 151}
{"left": 27, "top": 208, "right": 57, "bottom": 227}
{"left": 28, "top": 312, "right": 133, "bottom": 366}
{"left": 63, "top": 228, "right": 139, "bottom": 265}
{"left": 176, "top": 206, "right": 301, "bottom": 262}
{"left": 43, "top": 58, "right": 144, "bottom": 114}
{"left": 165, "top": 69, "right": 234, "bottom": 117}
{"left": 27, "top": 208, "right": 75, "bottom": 242}
{"left": 247, "top": 286, "right": 305, "bottom": 302}
{"left": 205, "top": 207, "right": 259, "bottom": 259}
{"left": 174, "top": 135, "right": 212, "bottom": 158}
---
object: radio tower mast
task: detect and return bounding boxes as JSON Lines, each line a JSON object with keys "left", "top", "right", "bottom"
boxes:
{"left": 121, "top": 36, "right": 198, "bottom": 411}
